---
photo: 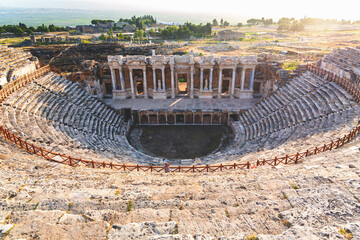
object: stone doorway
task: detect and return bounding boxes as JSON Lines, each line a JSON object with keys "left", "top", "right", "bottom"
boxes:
{"left": 176, "top": 114, "right": 185, "bottom": 124}
{"left": 105, "top": 83, "right": 112, "bottom": 95}
{"left": 222, "top": 79, "right": 230, "bottom": 95}
{"left": 133, "top": 69, "right": 145, "bottom": 97}
{"left": 254, "top": 82, "right": 261, "bottom": 95}
{"left": 177, "top": 73, "right": 188, "bottom": 95}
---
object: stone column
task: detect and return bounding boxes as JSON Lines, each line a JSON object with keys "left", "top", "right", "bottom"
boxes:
{"left": 119, "top": 66, "right": 125, "bottom": 91}
{"left": 200, "top": 68, "right": 204, "bottom": 91}
{"left": 110, "top": 67, "right": 117, "bottom": 90}
{"left": 250, "top": 68, "right": 255, "bottom": 90}
{"left": 129, "top": 69, "right": 135, "bottom": 99}
{"left": 218, "top": 68, "right": 222, "bottom": 98}
{"left": 230, "top": 68, "right": 236, "bottom": 98}
{"left": 161, "top": 67, "right": 166, "bottom": 91}
{"left": 143, "top": 68, "right": 148, "bottom": 99}
{"left": 190, "top": 66, "right": 194, "bottom": 98}
{"left": 152, "top": 68, "right": 157, "bottom": 91}
{"left": 241, "top": 68, "right": 246, "bottom": 90}
{"left": 209, "top": 68, "right": 213, "bottom": 91}
{"left": 170, "top": 65, "right": 175, "bottom": 98}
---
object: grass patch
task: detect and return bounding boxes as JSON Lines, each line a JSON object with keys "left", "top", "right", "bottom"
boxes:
{"left": 290, "top": 182, "right": 299, "bottom": 190}
{"left": 282, "top": 192, "right": 288, "bottom": 200}
{"left": 1, "top": 224, "right": 15, "bottom": 239}
{"left": 115, "top": 189, "right": 121, "bottom": 196}
{"left": 56, "top": 212, "right": 65, "bottom": 224}
{"left": 245, "top": 233, "right": 258, "bottom": 240}
{"left": 0, "top": 37, "right": 26, "bottom": 45}
{"left": 173, "top": 223, "right": 179, "bottom": 234}
{"left": 127, "top": 200, "right": 133, "bottom": 212}
{"left": 225, "top": 208, "right": 230, "bottom": 218}
{"left": 33, "top": 202, "right": 39, "bottom": 210}
{"left": 178, "top": 202, "right": 184, "bottom": 210}
{"left": 2, "top": 213, "right": 12, "bottom": 224}
{"left": 66, "top": 202, "right": 73, "bottom": 213}
{"left": 278, "top": 213, "right": 292, "bottom": 228}
{"left": 283, "top": 61, "right": 300, "bottom": 71}
{"left": 338, "top": 228, "right": 353, "bottom": 240}
{"left": 280, "top": 218, "right": 292, "bottom": 228}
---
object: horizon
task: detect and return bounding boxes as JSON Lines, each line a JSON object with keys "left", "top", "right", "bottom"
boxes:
{"left": 1, "top": 0, "right": 358, "bottom": 20}
{"left": 0, "top": 6, "right": 359, "bottom": 27}
{"left": 0, "top": 0, "right": 359, "bottom": 26}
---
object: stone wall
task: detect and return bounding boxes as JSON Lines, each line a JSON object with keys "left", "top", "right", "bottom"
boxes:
{"left": 108, "top": 55, "right": 258, "bottom": 100}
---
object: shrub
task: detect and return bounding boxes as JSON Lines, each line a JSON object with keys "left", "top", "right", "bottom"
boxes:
{"left": 245, "top": 234, "right": 258, "bottom": 240}
{"left": 278, "top": 213, "right": 292, "bottom": 228}
{"left": 290, "top": 182, "right": 299, "bottom": 190}
{"left": 178, "top": 202, "right": 184, "bottom": 210}
{"left": 173, "top": 223, "right": 179, "bottom": 234}
{"left": 338, "top": 228, "right": 353, "bottom": 239}
{"left": 225, "top": 208, "right": 230, "bottom": 218}
{"left": 281, "top": 218, "right": 292, "bottom": 228}
{"left": 282, "top": 192, "right": 288, "bottom": 200}
{"left": 127, "top": 200, "right": 133, "bottom": 211}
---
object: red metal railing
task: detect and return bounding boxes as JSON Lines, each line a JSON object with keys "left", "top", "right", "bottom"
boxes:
{"left": 0, "top": 64, "right": 359, "bottom": 172}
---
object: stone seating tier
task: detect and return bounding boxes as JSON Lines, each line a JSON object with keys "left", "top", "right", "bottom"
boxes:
{"left": 0, "top": 67, "right": 359, "bottom": 166}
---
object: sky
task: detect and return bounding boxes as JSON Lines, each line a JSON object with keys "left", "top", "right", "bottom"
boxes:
{"left": 1, "top": 0, "right": 359, "bottom": 21}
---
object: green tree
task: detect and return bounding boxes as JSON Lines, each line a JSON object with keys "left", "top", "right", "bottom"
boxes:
{"left": 36, "top": 24, "right": 49, "bottom": 33}
{"left": 161, "top": 29, "right": 171, "bottom": 39}
{"left": 25, "top": 29, "right": 33, "bottom": 35}
{"left": 18, "top": 22, "right": 27, "bottom": 31}
{"left": 148, "top": 28, "right": 155, "bottom": 37}
{"left": 247, "top": 18, "right": 260, "bottom": 25}
{"left": 99, "top": 34, "right": 107, "bottom": 41}
{"left": 134, "top": 29, "right": 143, "bottom": 39}
{"left": 13, "top": 26, "right": 24, "bottom": 37}
{"left": 237, "top": 22, "right": 243, "bottom": 27}
{"left": 220, "top": 18, "right": 224, "bottom": 27}
{"left": 49, "top": 24, "right": 57, "bottom": 32}
{"left": 107, "top": 28, "right": 114, "bottom": 38}
{"left": 117, "top": 31, "right": 124, "bottom": 39}
{"left": 263, "top": 19, "right": 273, "bottom": 25}
{"left": 212, "top": 19, "right": 219, "bottom": 27}
{"left": 223, "top": 21, "right": 230, "bottom": 27}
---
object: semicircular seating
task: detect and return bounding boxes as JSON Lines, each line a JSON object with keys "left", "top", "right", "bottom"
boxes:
{"left": 0, "top": 72, "right": 164, "bottom": 165}
{"left": 0, "top": 45, "right": 359, "bottom": 166}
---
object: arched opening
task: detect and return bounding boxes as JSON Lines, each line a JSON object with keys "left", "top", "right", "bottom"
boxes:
{"left": 185, "top": 113, "right": 193, "bottom": 124}
{"left": 203, "top": 114, "right": 211, "bottom": 124}
{"left": 195, "top": 114, "right": 202, "bottom": 124}
{"left": 176, "top": 114, "right": 185, "bottom": 124}
{"left": 168, "top": 114, "right": 175, "bottom": 124}
{"left": 159, "top": 114, "right": 166, "bottom": 124}
{"left": 213, "top": 114, "right": 219, "bottom": 124}
{"left": 141, "top": 114, "right": 149, "bottom": 124}
{"left": 149, "top": 114, "right": 157, "bottom": 124}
